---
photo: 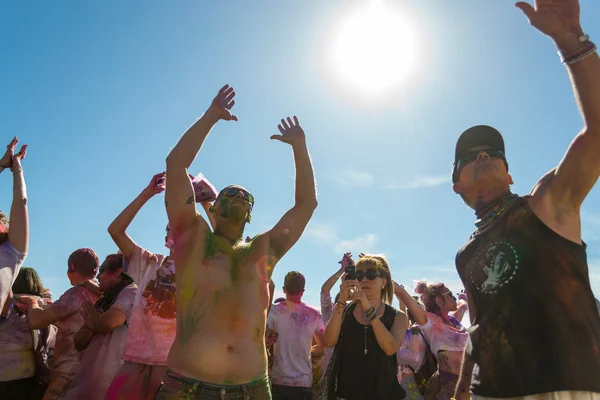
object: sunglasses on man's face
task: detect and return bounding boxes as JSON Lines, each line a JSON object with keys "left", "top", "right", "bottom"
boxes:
{"left": 456, "top": 149, "right": 505, "bottom": 172}
{"left": 355, "top": 269, "right": 384, "bottom": 282}
{"left": 219, "top": 188, "right": 255, "bottom": 206}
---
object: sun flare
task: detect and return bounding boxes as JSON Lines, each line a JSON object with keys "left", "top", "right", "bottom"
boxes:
{"left": 331, "top": 1, "right": 417, "bottom": 95}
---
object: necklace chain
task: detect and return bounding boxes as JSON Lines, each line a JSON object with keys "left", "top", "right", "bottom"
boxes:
{"left": 474, "top": 195, "right": 518, "bottom": 234}
{"left": 363, "top": 304, "right": 383, "bottom": 355}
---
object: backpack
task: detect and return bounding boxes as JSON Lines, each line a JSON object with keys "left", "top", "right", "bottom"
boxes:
{"left": 407, "top": 330, "right": 438, "bottom": 395}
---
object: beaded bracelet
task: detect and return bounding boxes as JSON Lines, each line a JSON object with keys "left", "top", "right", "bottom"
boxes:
{"left": 565, "top": 43, "right": 597, "bottom": 66}
{"left": 366, "top": 310, "right": 378, "bottom": 323}
{"left": 365, "top": 307, "right": 377, "bottom": 321}
{"left": 559, "top": 40, "right": 597, "bottom": 65}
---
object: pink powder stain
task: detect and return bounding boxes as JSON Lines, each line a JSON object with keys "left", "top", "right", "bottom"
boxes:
{"left": 104, "top": 374, "right": 128, "bottom": 400}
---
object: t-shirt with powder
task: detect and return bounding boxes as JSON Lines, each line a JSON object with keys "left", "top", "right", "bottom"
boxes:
{"left": 0, "top": 306, "right": 35, "bottom": 381}
{"left": 0, "top": 240, "right": 27, "bottom": 312}
{"left": 419, "top": 312, "right": 468, "bottom": 356}
{"left": 66, "top": 284, "right": 137, "bottom": 400}
{"left": 46, "top": 286, "right": 100, "bottom": 378}
{"left": 397, "top": 328, "right": 427, "bottom": 382}
{"left": 267, "top": 301, "right": 325, "bottom": 388}
{"left": 122, "top": 245, "right": 175, "bottom": 365}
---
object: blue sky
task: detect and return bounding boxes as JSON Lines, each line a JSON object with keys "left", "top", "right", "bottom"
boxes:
{"left": 2, "top": 0, "right": 599, "bottom": 319}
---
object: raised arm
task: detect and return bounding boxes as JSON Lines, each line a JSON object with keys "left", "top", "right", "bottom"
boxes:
{"left": 394, "top": 283, "right": 428, "bottom": 325}
{"left": 7, "top": 140, "right": 28, "bottom": 253}
{"left": 265, "top": 117, "right": 317, "bottom": 275}
{"left": 108, "top": 173, "right": 165, "bottom": 259}
{"left": 451, "top": 291, "right": 469, "bottom": 323}
{"left": 323, "top": 277, "right": 356, "bottom": 347}
{"left": 165, "top": 85, "right": 237, "bottom": 234}
{"left": 322, "top": 253, "right": 350, "bottom": 294}
{"left": 517, "top": 0, "right": 600, "bottom": 217}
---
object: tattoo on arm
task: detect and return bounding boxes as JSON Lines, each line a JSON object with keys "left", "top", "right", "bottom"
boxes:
{"left": 186, "top": 196, "right": 194, "bottom": 204}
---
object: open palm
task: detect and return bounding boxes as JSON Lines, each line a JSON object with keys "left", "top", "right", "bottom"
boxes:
{"left": 271, "top": 116, "right": 305, "bottom": 146}
{"left": 209, "top": 84, "right": 238, "bottom": 122}
{"left": 516, "top": 0, "right": 580, "bottom": 39}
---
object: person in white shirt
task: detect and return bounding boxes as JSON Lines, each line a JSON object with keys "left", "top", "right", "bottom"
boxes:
{"left": 268, "top": 271, "right": 325, "bottom": 400}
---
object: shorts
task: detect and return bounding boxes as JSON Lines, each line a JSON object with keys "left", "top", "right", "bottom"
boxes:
{"left": 155, "top": 370, "right": 271, "bottom": 400}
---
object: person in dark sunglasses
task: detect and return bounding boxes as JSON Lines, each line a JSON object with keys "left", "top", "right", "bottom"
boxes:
{"left": 322, "top": 254, "right": 408, "bottom": 400}
{"left": 160, "top": 84, "right": 317, "bottom": 400}
{"left": 450, "top": 1, "right": 600, "bottom": 399}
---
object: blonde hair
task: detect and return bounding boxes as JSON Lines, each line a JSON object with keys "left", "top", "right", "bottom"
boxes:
{"left": 355, "top": 254, "right": 394, "bottom": 304}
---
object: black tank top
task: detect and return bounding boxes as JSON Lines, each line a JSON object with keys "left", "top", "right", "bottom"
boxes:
{"left": 456, "top": 196, "right": 600, "bottom": 397}
{"left": 335, "top": 304, "right": 404, "bottom": 400}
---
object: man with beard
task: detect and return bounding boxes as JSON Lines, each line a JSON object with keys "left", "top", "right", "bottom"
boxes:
{"left": 453, "top": 0, "right": 600, "bottom": 399}
{"left": 158, "top": 85, "right": 317, "bottom": 399}
{"left": 105, "top": 173, "right": 216, "bottom": 400}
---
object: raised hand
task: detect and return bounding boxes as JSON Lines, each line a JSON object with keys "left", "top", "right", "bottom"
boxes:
{"left": 516, "top": 0, "right": 581, "bottom": 40}
{"left": 208, "top": 84, "right": 238, "bottom": 122}
{"left": 0, "top": 137, "right": 18, "bottom": 168}
{"left": 339, "top": 252, "right": 354, "bottom": 270}
{"left": 10, "top": 144, "right": 27, "bottom": 173}
{"left": 145, "top": 172, "right": 167, "bottom": 195}
{"left": 457, "top": 289, "right": 468, "bottom": 302}
{"left": 271, "top": 116, "right": 305, "bottom": 146}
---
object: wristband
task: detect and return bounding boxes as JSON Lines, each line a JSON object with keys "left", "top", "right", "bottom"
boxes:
{"left": 558, "top": 39, "right": 596, "bottom": 65}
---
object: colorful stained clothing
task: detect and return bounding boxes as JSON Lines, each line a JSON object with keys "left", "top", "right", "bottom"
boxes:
{"left": 121, "top": 246, "right": 175, "bottom": 365}
{"left": 66, "top": 284, "right": 137, "bottom": 400}
{"left": 419, "top": 313, "right": 468, "bottom": 356}
{"left": 104, "top": 361, "right": 167, "bottom": 400}
{"left": 267, "top": 301, "right": 325, "bottom": 388}
{"left": 45, "top": 286, "right": 99, "bottom": 384}
{"left": 397, "top": 329, "right": 427, "bottom": 400}
{"left": 0, "top": 306, "right": 35, "bottom": 382}
{"left": 0, "top": 240, "right": 27, "bottom": 312}
{"left": 156, "top": 371, "right": 271, "bottom": 400}
{"left": 105, "top": 246, "right": 175, "bottom": 400}
{"left": 456, "top": 196, "right": 600, "bottom": 397}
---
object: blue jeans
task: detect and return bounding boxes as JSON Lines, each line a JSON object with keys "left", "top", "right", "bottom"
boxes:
{"left": 155, "top": 371, "right": 271, "bottom": 400}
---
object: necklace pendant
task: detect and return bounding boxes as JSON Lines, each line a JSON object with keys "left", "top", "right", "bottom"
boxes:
{"left": 364, "top": 349, "right": 368, "bottom": 355}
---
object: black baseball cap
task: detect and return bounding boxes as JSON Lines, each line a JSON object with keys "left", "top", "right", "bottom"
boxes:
{"left": 452, "top": 125, "right": 507, "bottom": 183}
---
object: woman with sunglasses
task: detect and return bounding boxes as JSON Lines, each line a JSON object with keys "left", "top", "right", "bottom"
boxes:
{"left": 396, "top": 282, "right": 468, "bottom": 400}
{"left": 321, "top": 254, "right": 408, "bottom": 400}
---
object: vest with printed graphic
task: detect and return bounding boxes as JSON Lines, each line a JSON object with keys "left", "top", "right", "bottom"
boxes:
{"left": 456, "top": 196, "right": 600, "bottom": 397}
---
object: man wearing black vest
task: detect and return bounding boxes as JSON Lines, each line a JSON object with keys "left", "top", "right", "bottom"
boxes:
{"left": 452, "top": 0, "right": 600, "bottom": 399}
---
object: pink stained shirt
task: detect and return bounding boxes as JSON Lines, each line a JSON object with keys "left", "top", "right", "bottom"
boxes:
{"left": 46, "top": 286, "right": 100, "bottom": 378}
{"left": 121, "top": 246, "right": 176, "bottom": 365}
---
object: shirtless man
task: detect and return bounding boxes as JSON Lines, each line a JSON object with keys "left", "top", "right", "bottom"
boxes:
{"left": 157, "top": 85, "right": 317, "bottom": 399}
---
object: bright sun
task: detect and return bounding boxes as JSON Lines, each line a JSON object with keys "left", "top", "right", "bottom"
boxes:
{"left": 331, "top": 1, "right": 417, "bottom": 95}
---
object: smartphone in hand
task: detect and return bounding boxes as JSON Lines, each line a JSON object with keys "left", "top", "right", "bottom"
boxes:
{"left": 345, "top": 264, "right": 356, "bottom": 280}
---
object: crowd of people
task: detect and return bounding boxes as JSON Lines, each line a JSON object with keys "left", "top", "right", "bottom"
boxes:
{"left": 2, "top": 0, "right": 600, "bottom": 399}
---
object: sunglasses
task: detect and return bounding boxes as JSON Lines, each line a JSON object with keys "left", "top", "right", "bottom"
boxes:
{"left": 218, "top": 187, "right": 255, "bottom": 207}
{"left": 355, "top": 269, "right": 384, "bottom": 281}
{"left": 441, "top": 291, "right": 455, "bottom": 299}
{"left": 456, "top": 149, "right": 505, "bottom": 172}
